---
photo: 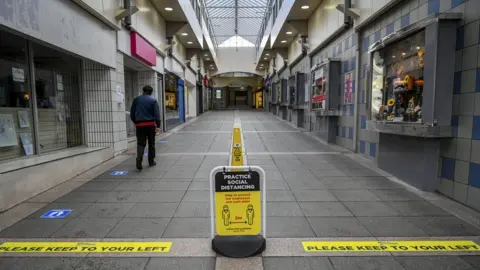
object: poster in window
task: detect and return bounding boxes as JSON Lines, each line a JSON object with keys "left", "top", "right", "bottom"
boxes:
{"left": 20, "top": 133, "right": 34, "bottom": 156}
{"left": 12, "top": 68, "right": 25, "bottom": 83}
{"left": 216, "top": 90, "right": 222, "bottom": 99}
{"left": 344, "top": 72, "right": 353, "bottom": 104}
{"left": 56, "top": 74, "right": 64, "bottom": 91}
{"left": 0, "top": 114, "right": 18, "bottom": 147}
{"left": 17, "top": 111, "right": 30, "bottom": 128}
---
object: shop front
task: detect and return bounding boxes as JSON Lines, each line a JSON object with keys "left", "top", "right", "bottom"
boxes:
{"left": 164, "top": 71, "right": 185, "bottom": 130}
{"left": 365, "top": 14, "right": 460, "bottom": 191}
{"left": 0, "top": 29, "right": 83, "bottom": 162}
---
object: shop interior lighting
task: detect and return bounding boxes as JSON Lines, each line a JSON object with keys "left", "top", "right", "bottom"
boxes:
{"left": 416, "top": 46, "right": 421, "bottom": 50}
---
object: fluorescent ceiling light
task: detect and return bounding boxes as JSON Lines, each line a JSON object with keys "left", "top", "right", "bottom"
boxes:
{"left": 265, "top": 53, "right": 270, "bottom": 56}
{"left": 204, "top": 54, "right": 208, "bottom": 56}
{"left": 187, "top": 41, "right": 193, "bottom": 44}
{"left": 281, "top": 40, "right": 287, "bottom": 43}
{"left": 181, "top": 33, "right": 188, "bottom": 36}
{"left": 286, "top": 31, "right": 293, "bottom": 35}
{"left": 264, "top": 57, "right": 268, "bottom": 60}
{"left": 206, "top": 58, "right": 210, "bottom": 60}
{"left": 210, "top": 64, "right": 213, "bottom": 67}
{"left": 301, "top": 5, "right": 309, "bottom": 9}
{"left": 165, "top": 7, "right": 173, "bottom": 11}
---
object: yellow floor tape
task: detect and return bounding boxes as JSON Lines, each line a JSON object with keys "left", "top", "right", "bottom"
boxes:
{"left": 0, "top": 242, "right": 172, "bottom": 253}
{"left": 303, "top": 240, "right": 480, "bottom": 252}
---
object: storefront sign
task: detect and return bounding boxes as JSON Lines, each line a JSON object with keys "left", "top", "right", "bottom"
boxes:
{"left": 40, "top": 209, "right": 71, "bottom": 219}
{"left": 303, "top": 240, "right": 480, "bottom": 253}
{"left": 215, "top": 171, "right": 261, "bottom": 236}
{"left": 12, "top": 67, "right": 25, "bottom": 82}
{"left": 216, "top": 90, "right": 222, "bottom": 99}
{"left": 130, "top": 32, "right": 156, "bottom": 66}
{"left": 344, "top": 72, "right": 353, "bottom": 104}
{"left": 0, "top": 242, "right": 172, "bottom": 253}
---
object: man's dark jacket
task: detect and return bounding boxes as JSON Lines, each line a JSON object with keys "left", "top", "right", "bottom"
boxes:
{"left": 130, "top": 94, "right": 161, "bottom": 128}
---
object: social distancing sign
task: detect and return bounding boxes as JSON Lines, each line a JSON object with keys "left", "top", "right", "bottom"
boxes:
{"left": 215, "top": 171, "right": 261, "bottom": 236}
{"left": 302, "top": 240, "right": 480, "bottom": 252}
{"left": 0, "top": 242, "right": 172, "bottom": 253}
{"left": 231, "top": 128, "right": 243, "bottom": 167}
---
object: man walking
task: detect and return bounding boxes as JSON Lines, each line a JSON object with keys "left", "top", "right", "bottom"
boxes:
{"left": 130, "top": 85, "right": 161, "bottom": 170}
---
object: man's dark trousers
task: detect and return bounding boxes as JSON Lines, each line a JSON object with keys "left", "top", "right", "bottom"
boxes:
{"left": 136, "top": 126, "right": 156, "bottom": 164}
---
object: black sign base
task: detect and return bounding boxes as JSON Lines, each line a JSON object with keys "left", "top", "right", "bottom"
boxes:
{"left": 212, "top": 235, "right": 266, "bottom": 258}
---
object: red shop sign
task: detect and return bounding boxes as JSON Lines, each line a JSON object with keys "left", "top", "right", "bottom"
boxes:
{"left": 130, "top": 32, "right": 156, "bottom": 66}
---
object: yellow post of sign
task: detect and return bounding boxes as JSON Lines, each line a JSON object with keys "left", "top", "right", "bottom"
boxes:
{"left": 231, "top": 127, "right": 243, "bottom": 167}
{"left": 214, "top": 171, "right": 261, "bottom": 236}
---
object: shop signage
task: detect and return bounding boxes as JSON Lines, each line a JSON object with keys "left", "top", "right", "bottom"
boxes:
{"left": 204, "top": 75, "right": 209, "bottom": 87}
{"left": 215, "top": 171, "right": 261, "bottom": 236}
{"left": 0, "top": 242, "right": 172, "bottom": 253}
{"left": 303, "top": 240, "right": 480, "bottom": 253}
{"left": 110, "top": 171, "right": 128, "bottom": 176}
{"left": 130, "top": 32, "right": 156, "bottom": 66}
{"left": 344, "top": 72, "right": 353, "bottom": 104}
{"left": 40, "top": 209, "right": 71, "bottom": 219}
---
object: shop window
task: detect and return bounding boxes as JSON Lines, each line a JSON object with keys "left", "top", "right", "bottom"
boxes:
{"left": 0, "top": 31, "right": 35, "bottom": 161}
{"left": 370, "top": 30, "right": 425, "bottom": 123}
{"left": 32, "top": 42, "right": 83, "bottom": 153}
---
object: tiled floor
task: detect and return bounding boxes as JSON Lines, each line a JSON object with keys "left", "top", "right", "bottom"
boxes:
{"left": 2, "top": 110, "right": 480, "bottom": 269}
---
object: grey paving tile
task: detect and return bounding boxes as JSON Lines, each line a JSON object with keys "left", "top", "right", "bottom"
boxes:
{"left": 126, "top": 203, "right": 179, "bottom": 218}
{"left": 113, "top": 181, "right": 155, "bottom": 191}
{"left": 407, "top": 216, "right": 480, "bottom": 236}
{"left": 311, "top": 169, "right": 348, "bottom": 177}
{"left": 331, "top": 190, "right": 380, "bottom": 201}
{"left": 27, "top": 202, "right": 92, "bottom": 219}
{"left": 158, "top": 178, "right": 194, "bottom": 182}
{"left": 188, "top": 181, "right": 210, "bottom": 190}
{"left": 76, "top": 181, "right": 121, "bottom": 192}
{"left": 75, "top": 258, "right": 149, "bottom": 270}
{"left": 5, "top": 258, "right": 83, "bottom": 270}
{"left": 281, "top": 169, "right": 317, "bottom": 179}
{"left": 0, "top": 258, "right": 17, "bottom": 269}
{"left": 266, "top": 190, "right": 296, "bottom": 201}
{"left": 387, "top": 201, "right": 451, "bottom": 216}
{"left": 174, "top": 155, "right": 205, "bottom": 166}
{"left": 352, "top": 177, "right": 405, "bottom": 190}
{"left": 329, "top": 257, "right": 406, "bottom": 270}
{"left": 299, "top": 202, "right": 353, "bottom": 217}
{"left": 266, "top": 217, "right": 316, "bottom": 237}
{"left": 343, "top": 201, "right": 402, "bottom": 217}
{"left": 460, "top": 256, "right": 480, "bottom": 269}
{"left": 106, "top": 218, "right": 170, "bottom": 238}
{"left": 125, "top": 170, "right": 166, "bottom": 179}
{"left": 307, "top": 217, "right": 373, "bottom": 237}
{"left": 369, "top": 190, "right": 423, "bottom": 201}
{"left": 358, "top": 217, "right": 429, "bottom": 237}
{"left": 266, "top": 181, "right": 291, "bottom": 190}
{"left": 163, "top": 166, "right": 198, "bottom": 178}
{"left": 0, "top": 219, "right": 68, "bottom": 238}
{"left": 292, "top": 190, "right": 338, "bottom": 201}
{"left": 263, "top": 257, "right": 334, "bottom": 270}
{"left": 145, "top": 258, "right": 215, "bottom": 270}
{"left": 140, "top": 191, "right": 186, "bottom": 202}
{"left": 51, "top": 218, "right": 120, "bottom": 238}
{"left": 97, "top": 191, "right": 147, "bottom": 203}
{"left": 151, "top": 181, "right": 191, "bottom": 191}
{"left": 321, "top": 177, "right": 367, "bottom": 189}
{"left": 194, "top": 170, "right": 212, "bottom": 179}
{"left": 174, "top": 202, "right": 210, "bottom": 217}
{"left": 56, "top": 191, "right": 106, "bottom": 203}
{"left": 182, "top": 191, "right": 210, "bottom": 202}
{"left": 395, "top": 256, "right": 474, "bottom": 270}
{"left": 80, "top": 203, "right": 135, "bottom": 218}
{"left": 266, "top": 202, "right": 304, "bottom": 216}
{"left": 162, "top": 217, "right": 210, "bottom": 238}
{"left": 286, "top": 179, "right": 327, "bottom": 190}
{"left": 263, "top": 170, "right": 285, "bottom": 180}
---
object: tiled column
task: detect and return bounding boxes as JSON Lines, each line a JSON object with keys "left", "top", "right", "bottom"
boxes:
{"left": 83, "top": 58, "right": 128, "bottom": 155}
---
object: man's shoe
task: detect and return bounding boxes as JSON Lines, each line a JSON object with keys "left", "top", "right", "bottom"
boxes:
{"left": 136, "top": 158, "right": 143, "bottom": 170}
{"left": 149, "top": 161, "right": 157, "bottom": 167}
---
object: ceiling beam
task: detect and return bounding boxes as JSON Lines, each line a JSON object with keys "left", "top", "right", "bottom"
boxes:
{"left": 206, "top": 6, "right": 267, "bottom": 8}
{"left": 234, "top": 0, "right": 238, "bottom": 35}
{"left": 210, "top": 16, "right": 265, "bottom": 19}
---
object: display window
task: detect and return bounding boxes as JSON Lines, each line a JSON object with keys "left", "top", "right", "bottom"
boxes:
{"left": 311, "top": 65, "right": 326, "bottom": 110}
{"left": 288, "top": 76, "right": 295, "bottom": 105}
{"left": 370, "top": 30, "right": 425, "bottom": 123}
